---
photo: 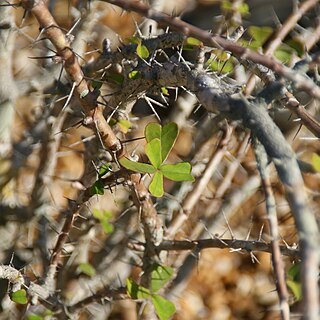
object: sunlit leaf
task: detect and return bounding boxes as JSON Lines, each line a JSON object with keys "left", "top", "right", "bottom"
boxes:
{"left": 287, "top": 280, "right": 302, "bottom": 301}
{"left": 185, "top": 37, "right": 203, "bottom": 46}
{"left": 27, "top": 315, "right": 43, "bottom": 320}
{"left": 161, "top": 87, "right": 169, "bottom": 95}
{"left": 137, "top": 43, "right": 149, "bottom": 59}
{"left": 207, "top": 59, "right": 234, "bottom": 74}
{"left": 160, "top": 123, "right": 178, "bottom": 162}
{"left": 287, "top": 263, "right": 301, "bottom": 282}
{"left": 160, "top": 162, "right": 194, "bottom": 181}
{"left": 238, "top": 3, "right": 249, "bottom": 14}
{"left": 118, "top": 119, "right": 131, "bottom": 133}
{"left": 99, "top": 163, "right": 112, "bottom": 177}
{"left": 145, "top": 123, "right": 178, "bottom": 162}
{"left": 119, "top": 157, "right": 156, "bottom": 174}
{"left": 151, "top": 264, "right": 174, "bottom": 293}
{"left": 151, "top": 294, "right": 176, "bottom": 320}
{"left": 286, "top": 38, "right": 305, "bottom": 57}
{"left": 312, "top": 153, "right": 320, "bottom": 172}
{"left": 10, "top": 289, "right": 27, "bottom": 304}
{"left": 274, "top": 44, "right": 293, "bottom": 64}
{"left": 145, "top": 122, "right": 161, "bottom": 142}
{"left": 101, "top": 220, "right": 114, "bottom": 234}
{"left": 126, "top": 278, "right": 151, "bottom": 299}
{"left": 146, "top": 139, "right": 162, "bottom": 169}
{"left": 128, "top": 36, "right": 141, "bottom": 44}
{"left": 128, "top": 70, "right": 141, "bottom": 79}
{"left": 221, "top": 1, "right": 249, "bottom": 15}
{"left": 78, "top": 263, "right": 96, "bottom": 277}
{"left": 248, "top": 26, "right": 273, "bottom": 47}
{"left": 93, "top": 209, "right": 114, "bottom": 234}
{"left": 149, "top": 171, "right": 164, "bottom": 197}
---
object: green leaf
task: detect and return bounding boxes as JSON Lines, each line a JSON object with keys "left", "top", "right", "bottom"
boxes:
{"left": 92, "top": 209, "right": 114, "bottom": 234}
{"left": 99, "top": 163, "right": 112, "bottom": 176}
{"left": 101, "top": 220, "right": 114, "bottom": 234}
{"left": 248, "top": 26, "right": 273, "bottom": 47}
{"left": 238, "top": 3, "right": 249, "bottom": 14}
{"left": 119, "top": 157, "right": 156, "bottom": 174}
{"left": 160, "top": 123, "right": 178, "bottom": 162}
{"left": 78, "top": 263, "right": 96, "bottom": 277}
{"left": 126, "top": 278, "right": 151, "bottom": 299}
{"left": 287, "top": 280, "right": 302, "bottom": 301}
{"left": 118, "top": 119, "right": 131, "bottom": 133}
{"left": 221, "top": 0, "right": 232, "bottom": 11}
{"left": 27, "top": 315, "right": 44, "bottom": 320}
{"left": 145, "top": 122, "right": 179, "bottom": 162}
{"left": 10, "top": 289, "right": 27, "bottom": 304}
{"left": 151, "top": 294, "right": 176, "bottom": 320}
{"left": 145, "top": 122, "right": 162, "bottom": 142}
{"left": 149, "top": 171, "right": 164, "bottom": 197}
{"left": 286, "top": 38, "right": 305, "bottom": 57}
{"left": 137, "top": 43, "right": 149, "bottom": 59}
{"left": 287, "top": 263, "right": 301, "bottom": 282}
{"left": 128, "top": 36, "right": 141, "bottom": 44}
{"left": 128, "top": 70, "right": 141, "bottom": 80}
{"left": 90, "top": 180, "right": 104, "bottom": 195}
{"left": 274, "top": 44, "right": 293, "bottom": 64}
{"left": 146, "top": 139, "right": 162, "bottom": 169}
{"left": 160, "top": 162, "right": 194, "bottom": 182}
{"left": 151, "top": 264, "right": 174, "bottom": 293}
{"left": 161, "top": 87, "right": 169, "bottom": 95}
{"left": 185, "top": 37, "right": 203, "bottom": 46}
{"left": 312, "top": 153, "right": 320, "bottom": 172}
{"left": 207, "top": 59, "right": 234, "bottom": 74}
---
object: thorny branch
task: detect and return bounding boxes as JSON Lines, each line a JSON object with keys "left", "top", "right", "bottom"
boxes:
{"left": 1, "top": 0, "right": 320, "bottom": 319}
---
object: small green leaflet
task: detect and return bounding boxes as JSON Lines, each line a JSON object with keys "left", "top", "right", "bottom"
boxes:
{"left": 27, "top": 315, "right": 43, "bottom": 320}
{"left": 137, "top": 43, "right": 150, "bottom": 59}
{"left": 120, "top": 122, "right": 193, "bottom": 197}
{"left": 185, "top": 37, "right": 203, "bottom": 46}
{"left": 152, "top": 294, "right": 176, "bottom": 320}
{"left": 286, "top": 263, "right": 302, "bottom": 301}
{"left": 10, "top": 289, "right": 27, "bottom": 304}
{"left": 99, "top": 163, "right": 112, "bottom": 176}
{"left": 146, "top": 139, "right": 162, "bottom": 168}
{"left": 119, "top": 157, "right": 156, "bottom": 174}
{"left": 247, "top": 26, "right": 273, "bottom": 47}
{"left": 128, "top": 70, "right": 141, "bottom": 79}
{"left": 161, "top": 87, "right": 169, "bottom": 95}
{"left": 126, "top": 265, "right": 176, "bottom": 320}
{"left": 149, "top": 171, "right": 164, "bottom": 197}
{"left": 160, "top": 162, "right": 194, "bottom": 181}
{"left": 93, "top": 209, "right": 114, "bottom": 234}
{"left": 145, "top": 122, "right": 178, "bottom": 163}
{"left": 78, "top": 263, "right": 96, "bottom": 277}
{"left": 312, "top": 153, "right": 320, "bottom": 172}
{"left": 151, "top": 264, "right": 174, "bottom": 293}
{"left": 126, "top": 278, "right": 151, "bottom": 299}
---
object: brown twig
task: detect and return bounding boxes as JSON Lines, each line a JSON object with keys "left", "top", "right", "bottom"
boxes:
{"left": 245, "top": 0, "right": 319, "bottom": 94}
{"left": 254, "top": 138, "right": 290, "bottom": 320}
{"left": 100, "top": 0, "right": 320, "bottom": 100}
{"left": 21, "top": 0, "right": 121, "bottom": 153}
{"left": 156, "top": 238, "right": 299, "bottom": 259}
